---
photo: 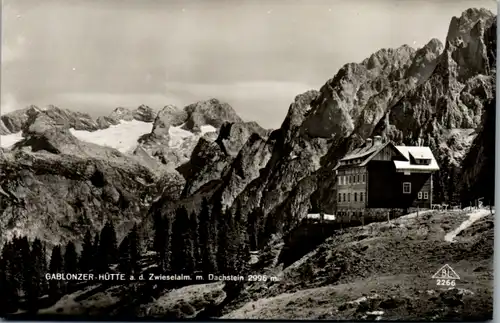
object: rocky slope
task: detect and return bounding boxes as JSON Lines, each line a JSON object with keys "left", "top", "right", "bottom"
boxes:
{"left": 0, "top": 105, "right": 186, "bottom": 246}
{"left": 1, "top": 105, "right": 101, "bottom": 134}
{"left": 0, "top": 99, "right": 268, "bottom": 247}
{"left": 0, "top": 149, "right": 179, "bottom": 247}
{"left": 135, "top": 99, "right": 267, "bottom": 172}
{"left": 26, "top": 209, "right": 494, "bottom": 321}
{"left": 147, "top": 9, "right": 496, "bottom": 247}
{"left": 221, "top": 210, "right": 493, "bottom": 321}
{"left": 167, "top": 8, "right": 496, "bottom": 245}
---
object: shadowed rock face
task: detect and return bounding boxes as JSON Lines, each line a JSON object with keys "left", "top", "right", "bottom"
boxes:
{"left": 1, "top": 106, "right": 38, "bottom": 133}
{"left": 133, "top": 105, "right": 157, "bottom": 123}
{"left": 0, "top": 105, "right": 187, "bottom": 247}
{"left": 1, "top": 105, "right": 101, "bottom": 134}
{"left": 0, "top": 148, "right": 180, "bottom": 247}
{"left": 0, "top": 9, "right": 494, "bottom": 268}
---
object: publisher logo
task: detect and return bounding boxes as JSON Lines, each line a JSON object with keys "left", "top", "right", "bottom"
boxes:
{"left": 432, "top": 264, "right": 460, "bottom": 287}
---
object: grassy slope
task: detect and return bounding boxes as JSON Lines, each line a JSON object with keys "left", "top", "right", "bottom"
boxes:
{"left": 223, "top": 210, "right": 494, "bottom": 321}
{"left": 25, "top": 209, "right": 493, "bottom": 321}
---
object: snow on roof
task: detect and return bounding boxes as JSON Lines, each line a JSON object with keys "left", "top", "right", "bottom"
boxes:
{"left": 341, "top": 141, "right": 390, "bottom": 161}
{"left": 396, "top": 146, "right": 434, "bottom": 160}
{"left": 394, "top": 146, "right": 439, "bottom": 172}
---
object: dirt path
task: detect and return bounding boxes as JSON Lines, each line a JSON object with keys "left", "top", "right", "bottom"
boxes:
{"left": 444, "top": 209, "right": 492, "bottom": 243}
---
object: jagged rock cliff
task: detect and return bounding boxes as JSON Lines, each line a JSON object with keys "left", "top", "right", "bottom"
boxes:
{"left": 136, "top": 99, "right": 266, "bottom": 171}
{"left": 0, "top": 98, "right": 270, "bottom": 246}
{"left": 0, "top": 148, "right": 182, "bottom": 247}
{"left": 153, "top": 8, "right": 496, "bottom": 247}
{"left": 0, "top": 8, "right": 494, "bottom": 256}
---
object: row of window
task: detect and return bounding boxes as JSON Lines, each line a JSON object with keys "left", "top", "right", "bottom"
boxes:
{"left": 338, "top": 174, "right": 366, "bottom": 185}
{"left": 338, "top": 192, "right": 365, "bottom": 203}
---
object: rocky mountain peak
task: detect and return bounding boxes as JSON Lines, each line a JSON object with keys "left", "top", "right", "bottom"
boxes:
{"left": 183, "top": 98, "right": 243, "bottom": 132}
{"left": 404, "top": 38, "right": 444, "bottom": 83}
{"left": 361, "top": 44, "right": 416, "bottom": 72}
{"left": 425, "top": 38, "right": 445, "bottom": 53}
{"left": 0, "top": 119, "right": 9, "bottom": 135}
{"left": 19, "top": 105, "right": 100, "bottom": 135}
{"left": 215, "top": 121, "right": 268, "bottom": 157}
{"left": 446, "top": 8, "right": 495, "bottom": 46}
{"left": 1, "top": 107, "right": 35, "bottom": 133}
{"left": 108, "top": 107, "right": 134, "bottom": 122}
{"left": 133, "top": 105, "right": 156, "bottom": 122}
{"left": 148, "top": 105, "right": 187, "bottom": 141}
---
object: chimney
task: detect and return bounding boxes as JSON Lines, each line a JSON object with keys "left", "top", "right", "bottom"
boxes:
{"left": 374, "top": 135, "right": 382, "bottom": 146}
{"left": 366, "top": 138, "right": 373, "bottom": 146}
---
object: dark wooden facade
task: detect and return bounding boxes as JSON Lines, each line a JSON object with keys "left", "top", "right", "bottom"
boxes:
{"left": 335, "top": 138, "right": 437, "bottom": 216}
{"left": 367, "top": 161, "right": 433, "bottom": 209}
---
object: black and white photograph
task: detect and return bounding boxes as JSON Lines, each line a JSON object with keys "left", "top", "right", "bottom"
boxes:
{"left": 0, "top": 0, "right": 496, "bottom": 320}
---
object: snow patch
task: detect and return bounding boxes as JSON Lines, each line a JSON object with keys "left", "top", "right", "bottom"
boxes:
{"left": 0, "top": 121, "right": 217, "bottom": 154}
{"left": 200, "top": 124, "right": 217, "bottom": 135}
{"left": 0, "top": 131, "right": 24, "bottom": 149}
{"left": 70, "top": 120, "right": 152, "bottom": 153}
{"left": 307, "top": 213, "right": 336, "bottom": 221}
{"left": 444, "top": 209, "right": 491, "bottom": 242}
{"left": 168, "top": 124, "right": 194, "bottom": 148}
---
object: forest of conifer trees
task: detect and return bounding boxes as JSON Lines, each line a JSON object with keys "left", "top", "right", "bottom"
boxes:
{"left": 0, "top": 197, "right": 270, "bottom": 315}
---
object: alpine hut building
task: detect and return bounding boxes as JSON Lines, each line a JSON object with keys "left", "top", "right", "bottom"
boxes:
{"left": 334, "top": 135, "right": 439, "bottom": 223}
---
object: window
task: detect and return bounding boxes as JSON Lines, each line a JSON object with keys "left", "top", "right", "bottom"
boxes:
{"left": 424, "top": 191, "right": 429, "bottom": 200}
{"left": 403, "top": 182, "right": 411, "bottom": 194}
{"left": 349, "top": 176, "right": 352, "bottom": 184}
{"left": 418, "top": 192, "right": 422, "bottom": 199}
{"left": 348, "top": 193, "right": 351, "bottom": 202}
{"left": 362, "top": 174, "right": 366, "bottom": 182}
{"left": 360, "top": 192, "right": 364, "bottom": 202}
{"left": 338, "top": 193, "right": 342, "bottom": 202}
{"left": 357, "top": 175, "right": 360, "bottom": 183}
{"left": 354, "top": 193, "right": 357, "bottom": 202}
{"left": 343, "top": 193, "right": 346, "bottom": 202}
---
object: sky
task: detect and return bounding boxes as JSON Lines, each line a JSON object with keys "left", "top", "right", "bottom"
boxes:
{"left": 1, "top": 0, "right": 497, "bottom": 128}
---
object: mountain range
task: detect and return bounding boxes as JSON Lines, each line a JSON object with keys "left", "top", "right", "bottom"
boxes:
{"left": 0, "top": 8, "right": 496, "bottom": 247}
{"left": 0, "top": 7, "right": 496, "bottom": 320}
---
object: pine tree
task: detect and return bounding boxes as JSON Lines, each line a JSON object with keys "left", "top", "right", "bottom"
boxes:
{"left": 217, "top": 209, "right": 241, "bottom": 274}
{"left": 26, "top": 239, "right": 45, "bottom": 313}
{"left": 235, "top": 208, "right": 251, "bottom": 275}
{"left": 108, "top": 221, "right": 118, "bottom": 263}
{"left": 118, "top": 224, "right": 141, "bottom": 278}
{"left": 199, "top": 198, "right": 217, "bottom": 277}
{"left": 118, "top": 235, "right": 132, "bottom": 277}
{"left": 129, "top": 224, "right": 141, "bottom": 275}
{"left": 64, "top": 241, "right": 78, "bottom": 292}
{"left": 92, "top": 233, "right": 100, "bottom": 272}
{"left": 64, "top": 242, "right": 78, "bottom": 274}
{"left": 97, "top": 221, "right": 118, "bottom": 272}
{"left": 190, "top": 211, "right": 201, "bottom": 271}
{"left": 18, "top": 237, "right": 35, "bottom": 308}
{"left": 0, "top": 242, "right": 19, "bottom": 314}
{"left": 79, "top": 231, "right": 94, "bottom": 273}
{"left": 171, "top": 206, "right": 195, "bottom": 275}
{"left": 49, "top": 245, "right": 64, "bottom": 301}
{"left": 247, "top": 209, "right": 261, "bottom": 250}
{"left": 153, "top": 214, "right": 171, "bottom": 272}
{"left": 10, "top": 238, "right": 24, "bottom": 295}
